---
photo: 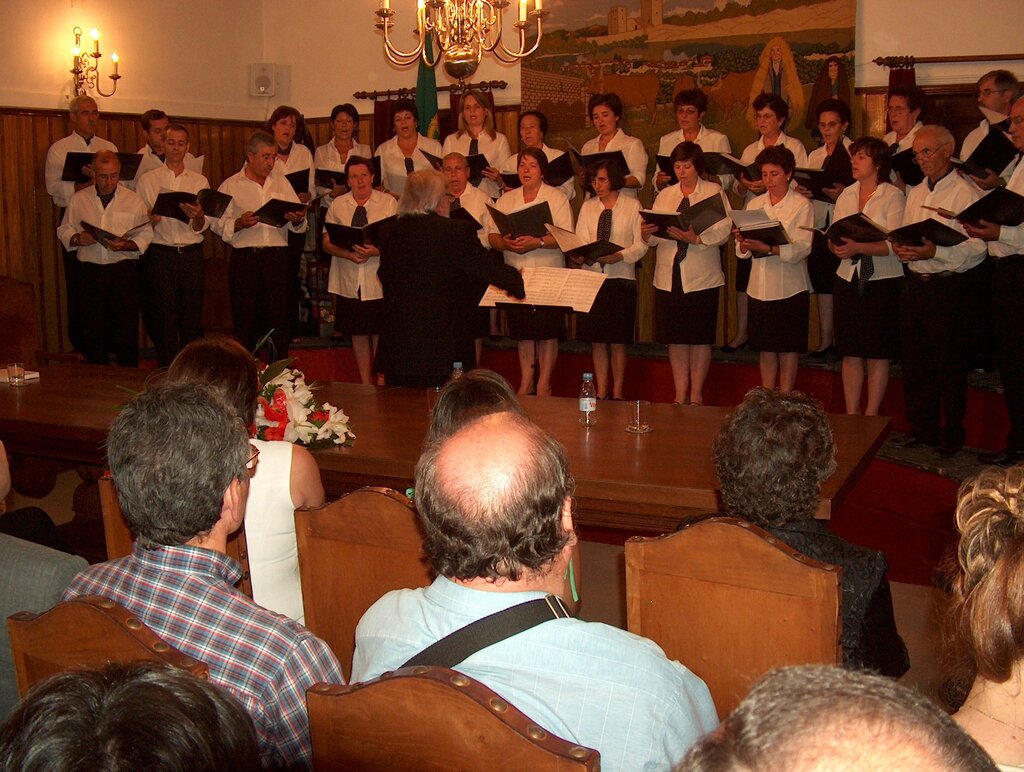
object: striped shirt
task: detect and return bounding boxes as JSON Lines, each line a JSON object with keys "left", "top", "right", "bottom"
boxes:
{"left": 63, "top": 543, "right": 344, "bottom": 769}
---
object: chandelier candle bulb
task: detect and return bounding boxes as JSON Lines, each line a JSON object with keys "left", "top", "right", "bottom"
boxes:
{"left": 111, "top": 52, "right": 119, "bottom": 75}
{"left": 519, "top": 0, "right": 526, "bottom": 22}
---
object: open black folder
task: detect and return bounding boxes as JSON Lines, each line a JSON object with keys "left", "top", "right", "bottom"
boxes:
{"left": 61, "top": 152, "right": 145, "bottom": 183}
{"left": 953, "top": 127, "right": 1018, "bottom": 179}
{"left": 569, "top": 147, "right": 630, "bottom": 181}
{"left": 640, "top": 194, "right": 728, "bottom": 238}
{"left": 464, "top": 153, "right": 490, "bottom": 184}
{"left": 81, "top": 220, "right": 150, "bottom": 249}
{"left": 285, "top": 169, "right": 310, "bottom": 196}
{"left": 544, "top": 224, "right": 622, "bottom": 266}
{"left": 420, "top": 151, "right": 445, "bottom": 172}
{"left": 486, "top": 201, "right": 552, "bottom": 238}
{"left": 449, "top": 206, "right": 482, "bottom": 231}
{"left": 324, "top": 215, "right": 397, "bottom": 251}
{"left": 655, "top": 155, "right": 678, "bottom": 185}
{"left": 731, "top": 209, "right": 791, "bottom": 248}
{"left": 793, "top": 146, "right": 854, "bottom": 202}
{"left": 889, "top": 147, "right": 925, "bottom": 187}
{"left": 925, "top": 186, "right": 1024, "bottom": 227}
{"left": 501, "top": 151, "right": 573, "bottom": 190}
{"left": 802, "top": 212, "right": 889, "bottom": 244}
{"left": 702, "top": 152, "right": 760, "bottom": 182}
{"left": 152, "top": 189, "right": 232, "bottom": 222}
{"left": 254, "top": 198, "right": 308, "bottom": 227}
{"left": 887, "top": 218, "right": 968, "bottom": 248}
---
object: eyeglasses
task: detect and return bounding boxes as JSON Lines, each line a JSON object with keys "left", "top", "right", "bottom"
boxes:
{"left": 887, "top": 105, "right": 909, "bottom": 114}
{"left": 675, "top": 107, "right": 700, "bottom": 116}
{"left": 246, "top": 444, "right": 260, "bottom": 477}
{"left": 979, "top": 88, "right": 1008, "bottom": 98}
{"left": 912, "top": 147, "right": 939, "bottom": 162}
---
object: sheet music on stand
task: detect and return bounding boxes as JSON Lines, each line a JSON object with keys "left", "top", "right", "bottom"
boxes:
{"left": 479, "top": 267, "right": 606, "bottom": 313}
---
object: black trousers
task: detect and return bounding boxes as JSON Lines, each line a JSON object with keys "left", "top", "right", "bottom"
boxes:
{"left": 140, "top": 243, "right": 205, "bottom": 367}
{"left": 899, "top": 271, "right": 968, "bottom": 447}
{"left": 993, "top": 257, "right": 1024, "bottom": 450}
{"left": 286, "top": 228, "right": 306, "bottom": 340}
{"left": 58, "top": 208, "right": 85, "bottom": 351}
{"left": 78, "top": 259, "right": 140, "bottom": 367}
{"left": 229, "top": 246, "right": 290, "bottom": 358}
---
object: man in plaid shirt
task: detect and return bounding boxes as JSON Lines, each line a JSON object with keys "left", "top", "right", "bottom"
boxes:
{"left": 63, "top": 382, "right": 344, "bottom": 769}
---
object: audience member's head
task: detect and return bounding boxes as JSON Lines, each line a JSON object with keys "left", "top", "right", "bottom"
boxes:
{"left": 166, "top": 336, "right": 259, "bottom": 427}
{"left": 415, "top": 411, "right": 574, "bottom": 582}
{"left": 713, "top": 388, "right": 836, "bottom": 526}
{"left": 397, "top": 169, "right": 446, "bottom": 216}
{"left": 107, "top": 382, "right": 250, "bottom": 547}
{"left": 0, "top": 662, "right": 259, "bottom": 772}
{"left": 944, "top": 466, "right": 1024, "bottom": 696}
{"left": 678, "top": 665, "right": 997, "bottom": 771}
{"left": 426, "top": 369, "right": 524, "bottom": 443}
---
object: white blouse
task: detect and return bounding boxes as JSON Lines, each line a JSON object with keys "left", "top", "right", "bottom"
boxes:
{"left": 375, "top": 134, "right": 444, "bottom": 196}
{"left": 732, "top": 132, "right": 809, "bottom": 203}
{"left": 324, "top": 189, "right": 398, "bottom": 300}
{"left": 442, "top": 130, "right": 512, "bottom": 200}
{"left": 488, "top": 184, "right": 573, "bottom": 270}
{"left": 832, "top": 181, "right": 905, "bottom": 283}
{"left": 313, "top": 139, "right": 372, "bottom": 206}
{"left": 574, "top": 194, "right": 646, "bottom": 281}
{"left": 501, "top": 144, "right": 576, "bottom": 202}
{"left": 657, "top": 125, "right": 733, "bottom": 190}
{"left": 582, "top": 129, "right": 649, "bottom": 198}
{"left": 270, "top": 142, "right": 315, "bottom": 199}
{"left": 649, "top": 178, "right": 732, "bottom": 293}
{"left": 736, "top": 188, "right": 813, "bottom": 301}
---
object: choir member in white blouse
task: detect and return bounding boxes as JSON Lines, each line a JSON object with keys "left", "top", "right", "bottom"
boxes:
{"left": 375, "top": 98, "right": 444, "bottom": 198}
{"left": 727, "top": 93, "right": 808, "bottom": 352}
{"left": 488, "top": 147, "right": 573, "bottom": 397}
{"left": 733, "top": 145, "right": 813, "bottom": 392}
{"left": 642, "top": 142, "right": 732, "bottom": 406}
{"left": 581, "top": 93, "right": 648, "bottom": 199}
{"left": 441, "top": 90, "right": 511, "bottom": 200}
{"left": 314, "top": 103, "right": 371, "bottom": 207}
{"left": 572, "top": 160, "right": 647, "bottom": 401}
{"left": 655, "top": 89, "right": 732, "bottom": 192}
{"left": 500, "top": 110, "right": 576, "bottom": 202}
{"left": 797, "top": 98, "right": 853, "bottom": 356}
{"left": 828, "top": 137, "right": 905, "bottom": 416}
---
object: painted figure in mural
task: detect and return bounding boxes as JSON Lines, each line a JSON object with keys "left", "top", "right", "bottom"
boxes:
{"left": 805, "top": 56, "right": 852, "bottom": 134}
{"left": 748, "top": 37, "right": 805, "bottom": 132}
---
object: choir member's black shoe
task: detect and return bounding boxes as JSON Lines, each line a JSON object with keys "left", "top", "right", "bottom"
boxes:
{"left": 898, "top": 435, "right": 931, "bottom": 449}
{"left": 977, "top": 448, "right": 1024, "bottom": 467}
{"left": 934, "top": 442, "right": 963, "bottom": 459}
{"left": 719, "top": 342, "right": 748, "bottom": 354}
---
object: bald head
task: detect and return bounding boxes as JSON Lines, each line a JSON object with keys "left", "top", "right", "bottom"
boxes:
{"left": 414, "top": 412, "right": 574, "bottom": 581}
{"left": 913, "top": 125, "right": 955, "bottom": 183}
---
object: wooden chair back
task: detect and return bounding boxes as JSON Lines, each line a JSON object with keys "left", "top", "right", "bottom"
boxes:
{"left": 307, "top": 666, "right": 600, "bottom": 771}
{"left": 296, "top": 487, "right": 433, "bottom": 682}
{"left": 6, "top": 595, "right": 207, "bottom": 696}
{"left": 625, "top": 517, "right": 841, "bottom": 719}
{"left": 98, "top": 474, "right": 253, "bottom": 598}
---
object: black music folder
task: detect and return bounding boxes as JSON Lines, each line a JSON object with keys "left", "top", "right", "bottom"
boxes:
{"left": 731, "top": 209, "right": 791, "bottom": 247}
{"left": 61, "top": 151, "right": 145, "bottom": 183}
{"left": 925, "top": 186, "right": 1024, "bottom": 227}
{"left": 450, "top": 206, "right": 482, "bottom": 231}
{"left": 81, "top": 219, "right": 150, "bottom": 249}
{"left": 803, "top": 212, "right": 889, "bottom": 244}
{"left": 486, "top": 201, "right": 553, "bottom": 238}
{"left": 953, "top": 126, "right": 1018, "bottom": 178}
{"left": 324, "top": 215, "right": 397, "bottom": 251}
{"left": 254, "top": 198, "right": 308, "bottom": 227}
{"left": 887, "top": 218, "right": 968, "bottom": 248}
{"left": 569, "top": 147, "right": 630, "bottom": 181}
{"left": 640, "top": 194, "right": 727, "bottom": 238}
{"left": 889, "top": 146, "right": 925, "bottom": 187}
{"left": 285, "top": 169, "right": 310, "bottom": 196}
{"left": 702, "top": 152, "right": 760, "bottom": 182}
{"left": 420, "top": 150, "right": 444, "bottom": 171}
{"left": 152, "top": 189, "right": 232, "bottom": 222}
{"left": 545, "top": 224, "right": 622, "bottom": 266}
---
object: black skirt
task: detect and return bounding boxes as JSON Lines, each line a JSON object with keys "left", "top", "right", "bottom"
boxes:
{"left": 735, "top": 254, "right": 751, "bottom": 293}
{"left": 834, "top": 274, "right": 902, "bottom": 360}
{"left": 576, "top": 278, "right": 637, "bottom": 344}
{"left": 807, "top": 232, "right": 840, "bottom": 294}
{"left": 748, "top": 292, "right": 809, "bottom": 353}
{"left": 336, "top": 296, "right": 383, "bottom": 336}
{"left": 655, "top": 286, "right": 719, "bottom": 345}
{"left": 506, "top": 305, "right": 564, "bottom": 341}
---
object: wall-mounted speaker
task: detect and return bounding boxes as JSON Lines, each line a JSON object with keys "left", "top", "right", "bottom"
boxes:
{"left": 249, "top": 63, "right": 276, "bottom": 98}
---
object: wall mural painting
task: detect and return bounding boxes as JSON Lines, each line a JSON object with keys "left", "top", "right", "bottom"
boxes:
{"left": 523, "top": 0, "right": 855, "bottom": 181}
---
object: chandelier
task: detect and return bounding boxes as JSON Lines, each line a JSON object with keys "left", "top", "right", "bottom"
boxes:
{"left": 70, "top": 26, "right": 122, "bottom": 97}
{"left": 375, "top": 0, "right": 547, "bottom": 83}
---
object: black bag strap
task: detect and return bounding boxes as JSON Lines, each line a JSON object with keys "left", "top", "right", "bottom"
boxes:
{"left": 402, "top": 595, "right": 573, "bottom": 669}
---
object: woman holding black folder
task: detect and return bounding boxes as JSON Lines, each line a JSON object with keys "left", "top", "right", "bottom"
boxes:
{"left": 488, "top": 147, "right": 573, "bottom": 397}
{"left": 441, "top": 90, "right": 510, "bottom": 200}
{"left": 829, "top": 136, "right": 905, "bottom": 416}
{"left": 500, "top": 110, "right": 575, "bottom": 202}
{"left": 581, "top": 93, "right": 648, "bottom": 199}
{"left": 642, "top": 142, "right": 732, "bottom": 406}
{"left": 375, "top": 98, "right": 443, "bottom": 198}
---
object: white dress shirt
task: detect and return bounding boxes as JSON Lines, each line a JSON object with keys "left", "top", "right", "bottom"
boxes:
{"left": 901, "top": 171, "right": 986, "bottom": 274}
{"left": 986, "top": 160, "right": 1024, "bottom": 258}
{"left": 657, "top": 124, "right": 733, "bottom": 190}
{"left": 442, "top": 130, "right": 512, "bottom": 200}
{"left": 375, "top": 134, "right": 444, "bottom": 196}
{"left": 130, "top": 145, "right": 200, "bottom": 191}
{"left": 737, "top": 188, "right": 813, "bottom": 300}
{"left": 960, "top": 118, "right": 1018, "bottom": 183}
{"left": 136, "top": 164, "right": 212, "bottom": 247}
{"left": 213, "top": 167, "right": 307, "bottom": 248}
{"left": 833, "top": 181, "right": 905, "bottom": 283}
{"left": 57, "top": 184, "right": 152, "bottom": 265}
{"left": 324, "top": 189, "right": 397, "bottom": 300}
{"left": 270, "top": 143, "right": 316, "bottom": 200}
{"left": 574, "top": 194, "right": 646, "bottom": 281}
{"left": 732, "top": 132, "right": 808, "bottom": 202}
{"left": 501, "top": 144, "right": 576, "bottom": 201}
{"left": 488, "top": 184, "right": 573, "bottom": 270}
{"left": 649, "top": 178, "right": 732, "bottom": 293}
{"left": 805, "top": 136, "right": 853, "bottom": 228}
{"left": 451, "top": 183, "right": 495, "bottom": 249}
{"left": 582, "top": 129, "right": 649, "bottom": 198}
{"left": 313, "top": 140, "right": 372, "bottom": 206}
{"left": 44, "top": 132, "right": 118, "bottom": 208}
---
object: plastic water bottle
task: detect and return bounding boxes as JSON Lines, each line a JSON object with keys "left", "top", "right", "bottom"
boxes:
{"left": 579, "top": 373, "right": 597, "bottom": 426}
{"left": 450, "top": 362, "right": 464, "bottom": 382}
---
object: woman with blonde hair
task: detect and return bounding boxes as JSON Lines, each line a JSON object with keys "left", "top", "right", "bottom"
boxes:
{"left": 441, "top": 90, "right": 511, "bottom": 200}
{"left": 947, "top": 465, "right": 1024, "bottom": 769}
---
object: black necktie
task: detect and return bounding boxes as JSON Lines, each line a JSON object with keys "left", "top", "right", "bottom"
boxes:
{"left": 351, "top": 205, "right": 368, "bottom": 229}
{"left": 449, "top": 196, "right": 461, "bottom": 212}
{"left": 83, "top": 135, "right": 92, "bottom": 147}
{"left": 994, "top": 118, "right": 1011, "bottom": 132}
{"left": 672, "top": 196, "right": 690, "bottom": 293}
{"left": 469, "top": 138, "right": 479, "bottom": 157}
{"left": 597, "top": 209, "right": 612, "bottom": 242}
{"left": 404, "top": 157, "right": 414, "bottom": 175}
{"left": 857, "top": 256, "right": 874, "bottom": 295}
{"left": 278, "top": 143, "right": 292, "bottom": 157}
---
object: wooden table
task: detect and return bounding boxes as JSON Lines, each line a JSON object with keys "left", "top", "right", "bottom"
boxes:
{"left": 1, "top": 365, "right": 889, "bottom": 536}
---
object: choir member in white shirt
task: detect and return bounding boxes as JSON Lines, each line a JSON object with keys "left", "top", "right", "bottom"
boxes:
{"left": 960, "top": 70, "right": 1020, "bottom": 191}
{"left": 964, "top": 96, "right": 1024, "bottom": 466}
{"left": 375, "top": 98, "right": 444, "bottom": 198}
{"left": 443, "top": 152, "right": 497, "bottom": 364}
{"left": 655, "top": 89, "right": 732, "bottom": 191}
{"left": 733, "top": 146, "right": 813, "bottom": 392}
{"left": 572, "top": 160, "right": 647, "bottom": 401}
{"left": 135, "top": 124, "right": 212, "bottom": 367}
{"left": 642, "top": 143, "right": 732, "bottom": 406}
{"left": 892, "top": 126, "right": 986, "bottom": 456}
{"left": 797, "top": 98, "right": 853, "bottom": 356}
{"left": 581, "top": 93, "right": 648, "bottom": 199}
{"left": 728, "top": 93, "right": 808, "bottom": 353}
{"left": 44, "top": 95, "right": 118, "bottom": 351}
{"left": 213, "top": 130, "right": 308, "bottom": 358}
{"left": 828, "top": 137, "right": 906, "bottom": 416}
{"left": 499, "top": 110, "right": 576, "bottom": 202}
{"left": 441, "top": 90, "right": 511, "bottom": 200}
{"left": 314, "top": 103, "right": 371, "bottom": 208}
{"left": 488, "top": 148, "right": 574, "bottom": 397}
{"left": 131, "top": 109, "right": 167, "bottom": 188}
{"left": 57, "top": 151, "right": 152, "bottom": 367}
{"left": 322, "top": 156, "right": 398, "bottom": 385}
{"left": 883, "top": 85, "right": 926, "bottom": 191}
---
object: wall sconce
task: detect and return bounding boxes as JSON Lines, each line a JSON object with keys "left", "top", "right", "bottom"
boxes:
{"left": 70, "top": 26, "right": 121, "bottom": 97}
